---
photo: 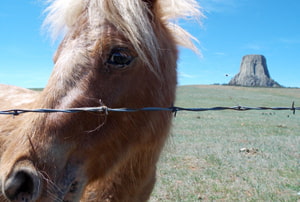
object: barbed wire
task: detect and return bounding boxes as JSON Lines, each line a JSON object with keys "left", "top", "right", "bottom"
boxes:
{"left": 0, "top": 102, "right": 298, "bottom": 116}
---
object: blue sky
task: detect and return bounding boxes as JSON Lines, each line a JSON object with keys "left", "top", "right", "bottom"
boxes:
{"left": 0, "top": 0, "right": 299, "bottom": 88}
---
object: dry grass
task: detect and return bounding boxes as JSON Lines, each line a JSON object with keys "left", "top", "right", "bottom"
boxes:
{"left": 150, "top": 85, "right": 300, "bottom": 201}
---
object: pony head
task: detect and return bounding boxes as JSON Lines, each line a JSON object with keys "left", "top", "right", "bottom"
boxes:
{"left": 0, "top": 0, "right": 201, "bottom": 201}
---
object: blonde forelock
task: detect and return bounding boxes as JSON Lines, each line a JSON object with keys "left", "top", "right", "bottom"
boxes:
{"left": 43, "top": 0, "right": 203, "bottom": 72}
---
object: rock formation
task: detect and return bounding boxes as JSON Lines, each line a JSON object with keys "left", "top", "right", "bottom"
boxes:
{"left": 229, "top": 55, "right": 281, "bottom": 87}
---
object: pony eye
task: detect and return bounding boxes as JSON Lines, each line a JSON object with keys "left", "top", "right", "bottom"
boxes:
{"left": 106, "top": 49, "right": 134, "bottom": 68}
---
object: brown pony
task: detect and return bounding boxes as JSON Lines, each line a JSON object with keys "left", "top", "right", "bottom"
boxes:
{"left": 0, "top": 0, "right": 201, "bottom": 201}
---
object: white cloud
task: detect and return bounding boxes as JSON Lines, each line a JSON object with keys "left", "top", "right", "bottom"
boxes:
{"left": 243, "top": 43, "right": 264, "bottom": 51}
{"left": 278, "top": 38, "right": 300, "bottom": 45}
{"left": 178, "top": 72, "right": 197, "bottom": 79}
{"left": 198, "top": 0, "right": 241, "bottom": 13}
{"left": 214, "top": 52, "right": 226, "bottom": 56}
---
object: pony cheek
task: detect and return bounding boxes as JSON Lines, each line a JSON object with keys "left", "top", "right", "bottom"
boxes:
{"left": 88, "top": 68, "right": 143, "bottom": 107}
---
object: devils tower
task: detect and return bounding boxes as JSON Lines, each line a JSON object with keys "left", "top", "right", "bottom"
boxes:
{"left": 229, "top": 55, "right": 281, "bottom": 87}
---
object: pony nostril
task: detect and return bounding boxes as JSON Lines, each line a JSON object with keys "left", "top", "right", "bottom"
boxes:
{"left": 4, "top": 170, "right": 36, "bottom": 200}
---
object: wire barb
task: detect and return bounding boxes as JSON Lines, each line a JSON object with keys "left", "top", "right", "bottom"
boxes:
{"left": 292, "top": 101, "right": 296, "bottom": 115}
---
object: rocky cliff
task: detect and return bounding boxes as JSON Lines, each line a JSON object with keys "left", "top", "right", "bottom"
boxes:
{"left": 229, "top": 55, "right": 281, "bottom": 87}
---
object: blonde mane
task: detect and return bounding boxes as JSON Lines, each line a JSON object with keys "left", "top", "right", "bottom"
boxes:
{"left": 44, "top": 0, "right": 203, "bottom": 70}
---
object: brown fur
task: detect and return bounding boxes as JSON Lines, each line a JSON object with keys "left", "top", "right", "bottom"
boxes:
{"left": 0, "top": 0, "right": 201, "bottom": 201}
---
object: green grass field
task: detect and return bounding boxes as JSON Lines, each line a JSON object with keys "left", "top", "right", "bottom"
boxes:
{"left": 150, "top": 85, "right": 300, "bottom": 202}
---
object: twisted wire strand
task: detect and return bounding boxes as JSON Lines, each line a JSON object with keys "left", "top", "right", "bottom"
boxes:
{"left": 0, "top": 102, "right": 298, "bottom": 116}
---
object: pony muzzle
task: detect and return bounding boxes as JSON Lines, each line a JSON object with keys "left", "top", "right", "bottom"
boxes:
{"left": 2, "top": 160, "right": 41, "bottom": 201}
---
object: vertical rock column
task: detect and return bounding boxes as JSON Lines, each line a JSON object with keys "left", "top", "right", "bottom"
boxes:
{"left": 229, "top": 55, "right": 281, "bottom": 87}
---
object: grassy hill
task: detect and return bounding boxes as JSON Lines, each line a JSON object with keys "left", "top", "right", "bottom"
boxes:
{"left": 150, "top": 85, "right": 300, "bottom": 201}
